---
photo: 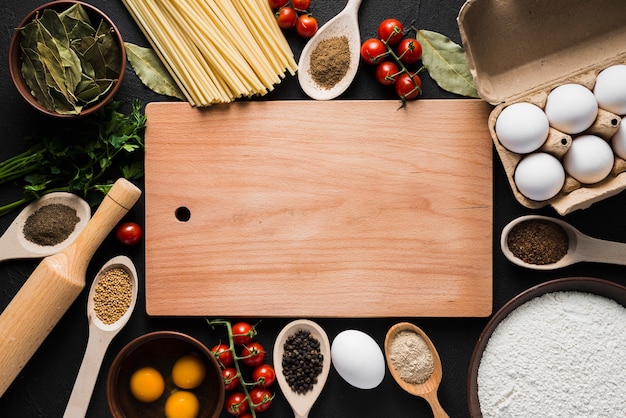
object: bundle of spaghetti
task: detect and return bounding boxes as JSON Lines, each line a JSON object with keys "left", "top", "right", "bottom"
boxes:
{"left": 121, "top": 0, "right": 297, "bottom": 106}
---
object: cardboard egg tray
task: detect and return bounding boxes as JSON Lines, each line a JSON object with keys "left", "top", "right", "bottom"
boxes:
{"left": 458, "top": 0, "right": 626, "bottom": 215}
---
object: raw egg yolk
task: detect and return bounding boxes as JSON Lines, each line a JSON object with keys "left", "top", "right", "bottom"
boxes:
{"left": 129, "top": 367, "right": 165, "bottom": 403}
{"left": 165, "top": 391, "right": 200, "bottom": 418}
{"left": 172, "top": 354, "right": 206, "bottom": 389}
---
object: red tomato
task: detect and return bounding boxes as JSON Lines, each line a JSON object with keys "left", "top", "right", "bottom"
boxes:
{"left": 397, "top": 38, "right": 422, "bottom": 64}
{"left": 232, "top": 322, "right": 256, "bottom": 346}
{"left": 292, "top": 0, "right": 310, "bottom": 10}
{"left": 249, "top": 388, "right": 273, "bottom": 413}
{"left": 211, "top": 344, "right": 234, "bottom": 367}
{"left": 360, "top": 38, "right": 387, "bottom": 65}
{"left": 252, "top": 364, "right": 276, "bottom": 387}
{"left": 276, "top": 6, "right": 297, "bottom": 29}
{"left": 377, "top": 18, "right": 404, "bottom": 45}
{"left": 395, "top": 72, "right": 422, "bottom": 101}
{"left": 296, "top": 14, "right": 318, "bottom": 38}
{"left": 115, "top": 222, "right": 142, "bottom": 246}
{"left": 225, "top": 392, "right": 249, "bottom": 416}
{"left": 222, "top": 367, "right": 240, "bottom": 391}
{"left": 239, "top": 414, "right": 253, "bottom": 418}
{"left": 268, "top": 0, "right": 288, "bottom": 9}
{"left": 375, "top": 61, "right": 400, "bottom": 86}
{"left": 240, "top": 342, "right": 266, "bottom": 367}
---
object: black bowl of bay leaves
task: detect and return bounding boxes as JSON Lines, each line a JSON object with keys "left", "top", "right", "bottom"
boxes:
{"left": 9, "top": 1, "right": 125, "bottom": 118}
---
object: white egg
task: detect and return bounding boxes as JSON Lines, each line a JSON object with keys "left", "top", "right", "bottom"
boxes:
{"left": 331, "top": 330, "right": 385, "bottom": 389}
{"left": 514, "top": 152, "right": 565, "bottom": 201}
{"left": 495, "top": 102, "right": 550, "bottom": 154}
{"left": 594, "top": 65, "right": 626, "bottom": 115}
{"left": 611, "top": 117, "right": 626, "bottom": 159}
{"left": 563, "top": 134, "right": 614, "bottom": 184}
{"left": 544, "top": 83, "right": 598, "bottom": 134}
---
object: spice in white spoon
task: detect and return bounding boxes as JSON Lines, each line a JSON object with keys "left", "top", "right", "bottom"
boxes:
{"left": 23, "top": 203, "right": 80, "bottom": 246}
{"left": 309, "top": 36, "right": 351, "bottom": 90}
{"left": 93, "top": 267, "right": 133, "bottom": 325}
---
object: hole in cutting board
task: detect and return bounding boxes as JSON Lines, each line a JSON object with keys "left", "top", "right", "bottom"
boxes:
{"left": 175, "top": 206, "right": 191, "bottom": 222}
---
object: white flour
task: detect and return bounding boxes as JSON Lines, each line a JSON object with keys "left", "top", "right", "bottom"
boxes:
{"left": 477, "top": 291, "right": 626, "bottom": 417}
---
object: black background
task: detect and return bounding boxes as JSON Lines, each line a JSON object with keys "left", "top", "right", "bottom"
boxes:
{"left": 1, "top": 1, "right": 625, "bottom": 417}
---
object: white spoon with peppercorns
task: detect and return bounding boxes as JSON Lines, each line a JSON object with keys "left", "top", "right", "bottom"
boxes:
{"left": 502, "top": 214, "right": 626, "bottom": 270}
{"left": 63, "top": 255, "right": 138, "bottom": 418}
{"left": 273, "top": 319, "right": 331, "bottom": 418}
{"left": 0, "top": 192, "right": 90, "bottom": 262}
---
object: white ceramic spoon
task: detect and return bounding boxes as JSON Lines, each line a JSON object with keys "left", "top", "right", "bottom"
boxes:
{"left": 63, "top": 255, "right": 138, "bottom": 418}
{"left": 297, "top": 0, "right": 363, "bottom": 100}
{"left": 273, "top": 319, "right": 331, "bottom": 418}
{"left": 0, "top": 192, "right": 90, "bottom": 261}
{"left": 501, "top": 214, "right": 626, "bottom": 270}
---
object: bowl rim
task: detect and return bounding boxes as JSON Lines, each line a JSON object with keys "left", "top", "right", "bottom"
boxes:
{"left": 8, "top": 0, "right": 126, "bottom": 118}
{"left": 467, "top": 276, "right": 626, "bottom": 417}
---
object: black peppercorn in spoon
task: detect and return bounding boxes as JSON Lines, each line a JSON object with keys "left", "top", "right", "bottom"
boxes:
{"left": 501, "top": 215, "right": 626, "bottom": 270}
{"left": 273, "top": 319, "right": 331, "bottom": 418}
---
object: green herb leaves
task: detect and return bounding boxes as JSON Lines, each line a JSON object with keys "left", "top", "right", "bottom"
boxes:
{"left": 124, "top": 42, "right": 185, "bottom": 100}
{"left": 18, "top": 4, "right": 122, "bottom": 115}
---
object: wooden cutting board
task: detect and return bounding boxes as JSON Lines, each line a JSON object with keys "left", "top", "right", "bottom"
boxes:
{"left": 144, "top": 100, "right": 493, "bottom": 317}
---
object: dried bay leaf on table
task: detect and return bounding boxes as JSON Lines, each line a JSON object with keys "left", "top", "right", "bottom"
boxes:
{"left": 417, "top": 29, "right": 479, "bottom": 98}
{"left": 124, "top": 42, "right": 186, "bottom": 100}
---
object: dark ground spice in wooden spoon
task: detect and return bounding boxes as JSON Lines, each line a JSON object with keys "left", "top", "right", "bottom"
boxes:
{"left": 506, "top": 219, "right": 569, "bottom": 265}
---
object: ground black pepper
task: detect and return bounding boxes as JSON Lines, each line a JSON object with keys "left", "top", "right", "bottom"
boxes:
{"left": 309, "top": 36, "right": 351, "bottom": 90}
{"left": 281, "top": 329, "right": 324, "bottom": 394}
{"left": 506, "top": 219, "right": 569, "bottom": 265}
{"left": 23, "top": 203, "right": 80, "bottom": 246}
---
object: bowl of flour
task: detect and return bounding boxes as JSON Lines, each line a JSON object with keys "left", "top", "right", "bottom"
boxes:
{"left": 468, "top": 277, "right": 626, "bottom": 417}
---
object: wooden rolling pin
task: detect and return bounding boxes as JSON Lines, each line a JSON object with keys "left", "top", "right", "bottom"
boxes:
{"left": 0, "top": 178, "right": 141, "bottom": 396}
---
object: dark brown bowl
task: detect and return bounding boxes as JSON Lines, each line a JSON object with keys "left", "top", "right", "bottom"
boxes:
{"left": 107, "top": 331, "right": 225, "bottom": 418}
{"left": 467, "top": 277, "right": 626, "bottom": 417}
{"left": 8, "top": 1, "right": 125, "bottom": 118}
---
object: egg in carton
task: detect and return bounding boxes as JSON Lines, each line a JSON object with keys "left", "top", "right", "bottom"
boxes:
{"left": 458, "top": 0, "right": 626, "bottom": 215}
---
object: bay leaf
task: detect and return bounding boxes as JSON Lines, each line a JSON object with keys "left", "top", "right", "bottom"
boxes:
{"left": 20, "top": 46, "right": 54, "bottom": 109}
{"left": 95, "top": 20, "right": 122, "bottom": 78}
{"left": 75, "top": 76, "right": 114, "bottom": 104}
{"left": 417, "top": 29, "right": 479, "bottom": 98}
{"left": 124, "top": 42, "right": 185, "bottom": 100}
{"left": 58, "top": 4, "right": 91, "bottom": 25}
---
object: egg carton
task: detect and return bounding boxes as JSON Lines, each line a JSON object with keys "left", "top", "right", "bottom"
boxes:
{"left": 458, "top": 0, "right": 626, "bottom": 215}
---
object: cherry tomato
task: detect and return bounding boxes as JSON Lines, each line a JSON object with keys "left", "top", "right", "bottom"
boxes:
{"left": 252, "top": 364, "right": 276, "bottom": 387}
{"left": 249, "top": 388, "right": 273, "bottom": 413}
{"left": 375, "top": 61, "right": 400, "bottom": 86}
{"left": 211, "top": 344, "right": 234, "bottom": 367}
{"left": 397, "top": 38, "right": 422, "bottom": 64}
{"left": 395, "top": 72, "right": 422, "bottom": 101}
{"left": 292, "top": 0, "right": 310, "bottom": 10}
{"left": 275, "top": 6, "right": 297, "bottom": 29}
{"left": 268, "top": 0, "right": 288, "bottom": 9}
{"left": 296, "top": 14, "right": 318, "bottom": 38}
{"left": 232, "top": 322, "right": 256, "bottom": 346}
{"left": 222, "top": 367, "right": 240, "bottom": 391}
{"left": 115, "top": 222, "right": 142, "bottom": 246}
{"left": 239, "top": 414, "right": 253, "bottom": 418}
{"left": 225, "top": 392, "right": 249, "bottom": 416}
{"left": 377, "top": 18, "right": 404, "bottom": 45}
{"left": 240, "top": 342, "right": 266, "bottom": 367}
{"left": 360, "top": 38, "right": 387, "bottom": 65}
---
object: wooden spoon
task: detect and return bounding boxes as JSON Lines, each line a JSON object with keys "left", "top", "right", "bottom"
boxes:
{"left": 273, "top": 319, "right": 331, "bottom": 418}
{"left": 0, "top": 192, "right": 90, "bottom": 261}
{"left": 384, "top": 322, "right": 449, "bottom": 418}
{"left": 297, "top": 0, "right": 363, "bottom": 100}
{"left": 501, "top": 214, "right": 626, "bottom": 270}
{"left": 63, "top": 255, "right": 138, "bottom": 418}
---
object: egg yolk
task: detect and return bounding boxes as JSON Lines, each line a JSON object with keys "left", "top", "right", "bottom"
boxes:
{"left": 172, "top": 354, "right": 206, "bottom": 389}
{"left": 165, "top": 391, "right": 200, "bottom": 418}
{"left": 129, "top": 367, "right": 165, "bottom": 403}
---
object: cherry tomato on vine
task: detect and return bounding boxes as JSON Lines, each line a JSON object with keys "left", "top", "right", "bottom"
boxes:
{"left": 296, "top": 14, "right": 318, "bottom": 38}
{"left": 249, "top": 388, "right": 273, "bottom": 413}
{"left": 239, "top": 414, "right": 253, "bottom": 418}
{"left": 268, "top": 0, "right": 288, "bottom": 9}
{"left": 241, "top": 342, "right": 266, "bottom": 367}
{"left": 395, "top": 72, "right": 422, "bottom": 101}
{"left": 377, "top": 18, "right": 404, "bottom": 45}
{"left": 252, "top": 364, "right": 276, "bottom": 387}
{"left": 360, "top": 38, "right": 387, "bottom": 65}
{"left": 397, "top": 38, "right": 423, "bottom": 64}
{"left": 375, "top": 61, "right": 400, "bottom": 86}
{"left": 211, "top": 344, "right": 234, "bottom": 367}
{"left": 115, "top": 222, "right": 142, "bottom": 246}
{"left": 222, "top": 367, "right": 240, "bottom": 391}
{"left": 276, "top": 6, "right": 297, "bottom": 29}
{"left": 225, "top": 392, "right": 249, "bottom": 416}
{"left": 232, "top": 322, "right": 256, "bottom": 346}
{"left": 292, "top": 0, "right": 311, "bottom": 10}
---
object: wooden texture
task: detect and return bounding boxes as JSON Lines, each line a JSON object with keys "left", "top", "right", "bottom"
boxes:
{"left": 144, "top": 100, "right": 493, "bottom": 317}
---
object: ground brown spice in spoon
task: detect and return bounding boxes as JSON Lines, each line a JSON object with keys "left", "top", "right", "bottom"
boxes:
{"left": 23, "top": 203, "right": 80, "bottom": 246}
{"left": 506, "top": 219, "right": 569, "bottom": 265}
{"left": 309, "top": 36, "right": 351, "bottom": 90}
